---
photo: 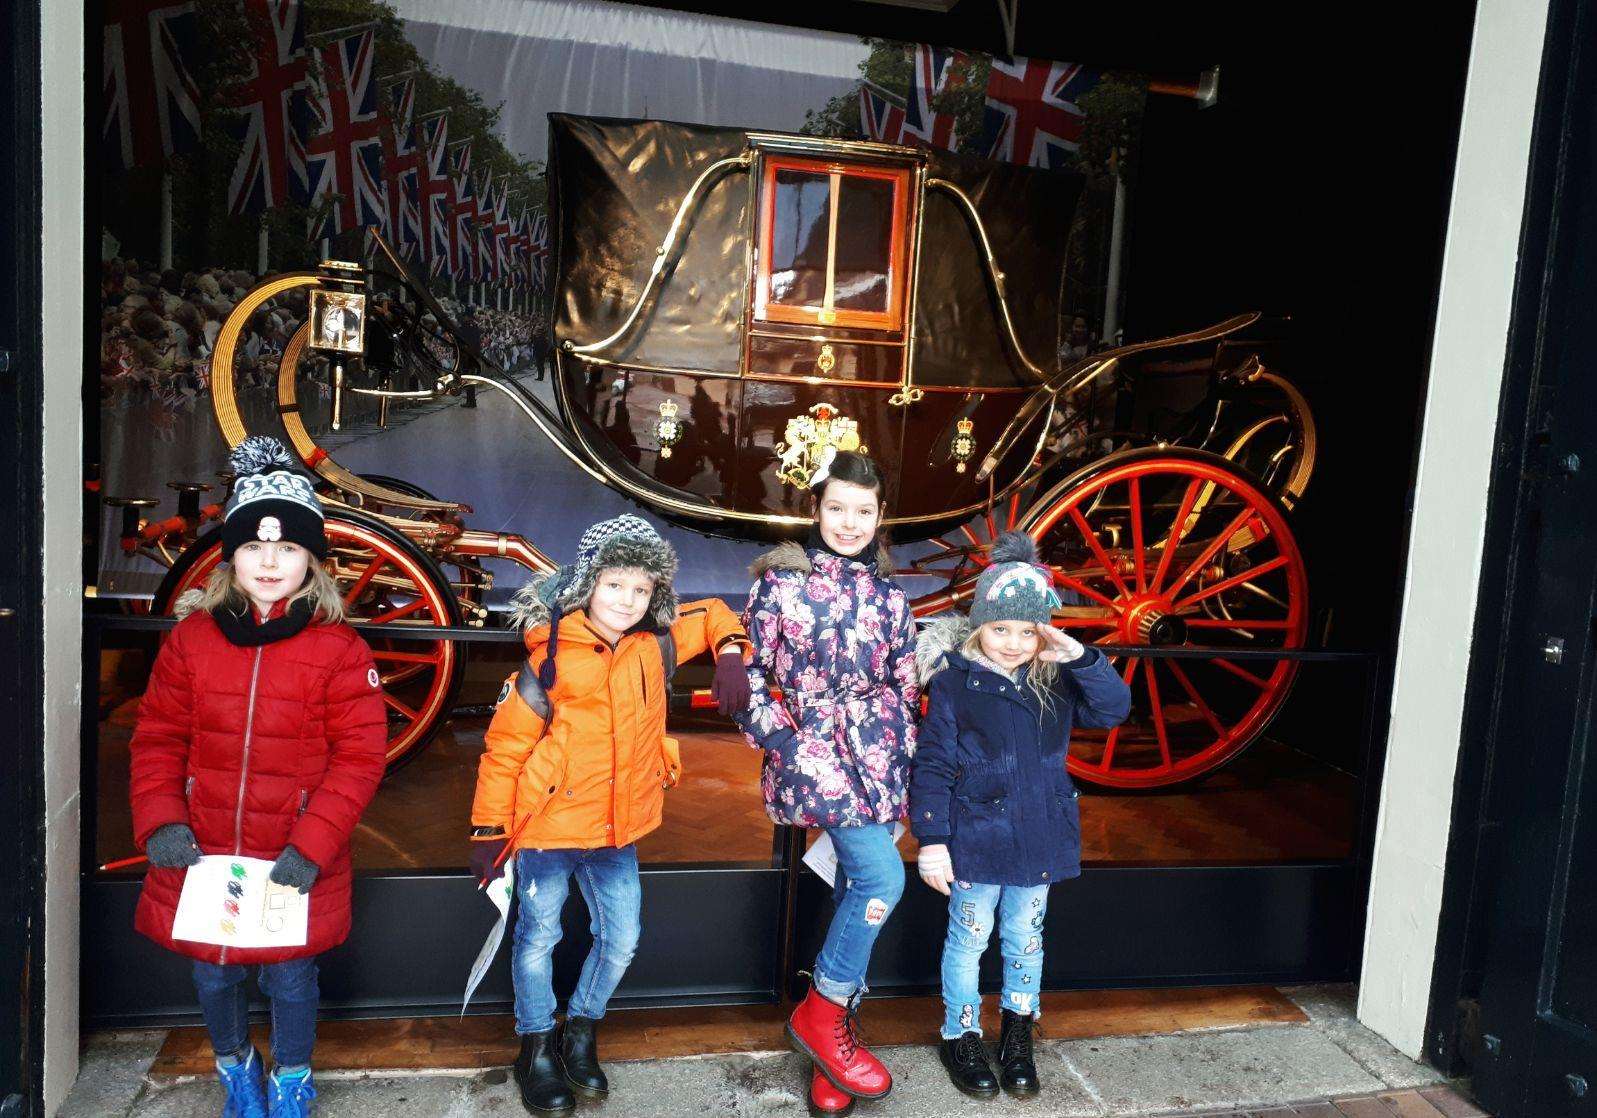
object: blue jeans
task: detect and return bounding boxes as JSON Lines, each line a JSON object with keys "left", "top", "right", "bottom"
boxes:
{"left": 812, "top": 823, "right": 905, "bottom": 1003}
{"left": 192, "top": 956, "right": 319, "bottom": 1068}
{"left": 511, "top": 845, "right": 642, "bottom": 1034}
{"left": 940, "top": 882, "right": 1051, "bottom": 1038}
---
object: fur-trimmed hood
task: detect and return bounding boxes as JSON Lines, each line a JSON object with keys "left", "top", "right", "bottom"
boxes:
{"left": 748, "top": 536, "right": 895, "bottom": 579}
{"left": 915, "top": 612, "right": 973, "bottom": 685}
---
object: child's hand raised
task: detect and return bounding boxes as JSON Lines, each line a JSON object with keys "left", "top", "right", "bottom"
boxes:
{"left": 1036, "top": 625, "right": 1086, "bottom": 664}
{"left": 917, "top": 843, "right": 955, "bottom": 896}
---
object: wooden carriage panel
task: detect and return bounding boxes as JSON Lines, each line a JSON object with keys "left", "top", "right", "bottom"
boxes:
{"left": 892, "top": 390, "right": 1041, "bottom": 520}
{"left": 734, "top": 380, "right": 904, "bottom": 517}
{"left": 745, "top": 334, "right": 904, "bottom": 384}
{"left": 565, "top": 365, "right": 741, "bottom": 507}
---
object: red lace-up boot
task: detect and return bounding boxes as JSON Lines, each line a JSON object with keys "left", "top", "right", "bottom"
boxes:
{"left": 786, "top": 986, "right": 892, "bottom": 1100}
{"left": 806, "top": 1064, "right": 856, "bottom": 1116}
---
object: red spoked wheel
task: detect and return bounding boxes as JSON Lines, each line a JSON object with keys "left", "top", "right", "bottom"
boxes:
{"left": 1020, "top": 449, "right": 1308, "bottom": 788}
{"left": 153, "top": 508, "right": 466, "bottom": 773}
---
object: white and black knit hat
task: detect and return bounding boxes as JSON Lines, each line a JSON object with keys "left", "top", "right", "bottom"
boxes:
{"left": 970, "top": 531, "right": 1061, "bottom": 627}
{"left": 221, "top": 436, "right": 326, "bottom": 559}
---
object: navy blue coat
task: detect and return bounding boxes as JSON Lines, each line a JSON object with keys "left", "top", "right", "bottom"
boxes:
{"left": 909, "top": 644, "right": 1131, "bottom": 887}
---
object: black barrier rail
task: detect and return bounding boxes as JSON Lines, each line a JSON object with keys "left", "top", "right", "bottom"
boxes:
{"left": 80, "top": 605, "right": 1387, "bottom": 1024}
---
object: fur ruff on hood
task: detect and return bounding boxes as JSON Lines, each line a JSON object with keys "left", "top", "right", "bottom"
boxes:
{"left": 748, "top": 537, "right": 895, "bottom": 579}
{"left": 915, "top": 613, "right": 973, "bottom": 685}
{"left": 508, "top": 535, "right": 681, "bottom": 634}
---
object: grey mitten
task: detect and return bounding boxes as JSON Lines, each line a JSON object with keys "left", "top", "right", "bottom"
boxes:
{"left": 145, "top": 823, "right": 201, "bottom": 869}
{"left": 268, "top": 845, "right": 320, "bottom": 894}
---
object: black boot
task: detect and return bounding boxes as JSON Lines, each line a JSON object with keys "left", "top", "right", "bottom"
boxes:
{"left": 938, "top": 1030, "right": 999, "bottom": 1098}
{"left": 556, "top": 1015, "right": 609, "bottom": 1098}
{"left": 997, "top": 1009, "right": 1040, "bottom": 1095}
{"left": 513, "top": 1030, "right": 575, "bottom": 1114}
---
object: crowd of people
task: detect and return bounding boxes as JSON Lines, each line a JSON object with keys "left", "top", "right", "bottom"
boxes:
{"left": 99, "top": 253, "right": 549, "bottom": 412}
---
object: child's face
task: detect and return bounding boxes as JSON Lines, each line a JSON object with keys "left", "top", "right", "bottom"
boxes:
{"left": 814, "top": 480, "right": 880, "bottom": 557}
{"left": 586, "top": 566, "right": 656, "bottom": 640}
{"left": 231, "top": 541, "right": 311, "bottom": 614}
{"left": 976, "top": 620, "right": 1042, "bottom": 672}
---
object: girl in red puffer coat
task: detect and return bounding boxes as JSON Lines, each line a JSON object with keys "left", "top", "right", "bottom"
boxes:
{"left": 128, "top": 437, "right": 386, "bottom": 1118}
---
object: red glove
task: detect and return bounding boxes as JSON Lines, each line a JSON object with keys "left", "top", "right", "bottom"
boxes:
{"left": 469, "top": 831, "right": 510, "bottom": 886}
{"left": 710, "top": 649, "right": 751, "bottom": 717}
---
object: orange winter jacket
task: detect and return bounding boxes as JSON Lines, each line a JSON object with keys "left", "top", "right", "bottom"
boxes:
{"left": 471, "top": 600, "right": 746, "bottom": 850}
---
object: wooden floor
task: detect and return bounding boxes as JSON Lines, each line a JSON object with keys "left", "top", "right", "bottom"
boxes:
{"left": 147, "top": 984, "right": 1307, "bottom": 1079}
{"left": 95, "top": 703, "right": 1358, "bottom": 872}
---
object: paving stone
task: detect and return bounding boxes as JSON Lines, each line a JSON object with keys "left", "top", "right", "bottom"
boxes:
{"left": 1281, "top": 985, "right": 1444, "bottom": 1092}
{"left": 54, "top": 1029, "right": 167, "bottom": 1118}
{"left": 1060, "top": 1025, "right": 1384, "bottom": 1116}
{"left": 1417, "top": 1085, "right": 1490, "bottom": 1117}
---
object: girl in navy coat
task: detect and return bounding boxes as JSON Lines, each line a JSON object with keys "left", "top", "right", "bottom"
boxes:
{"left": 909, "top": 532, "right": 1131, "bottom": 1099}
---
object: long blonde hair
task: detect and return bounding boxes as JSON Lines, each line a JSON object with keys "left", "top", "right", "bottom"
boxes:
{"left": 960, "top": 624, "right": 1060, "bottom": 714}
{"left": 174, "top": 559, "right": 346, "bottom": 625}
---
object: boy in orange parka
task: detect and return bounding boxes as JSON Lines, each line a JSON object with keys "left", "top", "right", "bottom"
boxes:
{"left": 468, "top": 515, "right": 748, "bottom": 1115}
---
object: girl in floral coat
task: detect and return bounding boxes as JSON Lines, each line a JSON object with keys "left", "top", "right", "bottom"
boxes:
{"left": 735, "top": 451, "right": 918, "bottom": 1114}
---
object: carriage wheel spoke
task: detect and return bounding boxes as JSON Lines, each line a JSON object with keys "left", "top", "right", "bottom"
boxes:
{"left": 1099, "top": 658, "right": 1139, "bottom": 771}
{"left": 367, "top": 597, "right": 430, "bottom": 625}
{"left": 1212, "top": 657, "right": 1271, "bottom": 689}
{"left": 1150, "top": 479, "right": 1203, "bottom": 593}
{"left": 381, "top": 691, "right": 418, "bottom": 721}
{"left": 341, "top": 556, "right": 389, "bottom": 606}
{"left": 1167, "top": 659, "right": 1226, "bottom": 738}
{"left": 1068, "top": 507, "right": 1130, "bottom": 599}
{"left": 1172, "top": 554, "right": 1289, "bottom": 611}
{"left": 1128, "top": 477, "right": 1147, "bottom": 593}
{"left": 1006, "top": 490, "right": 1022, "bottom": 531}
{"left": 371, "top": 647, "right": 447, "bottom": 665}
{"left": 1165, "top": 503, "right": 1258, "bottom": 602}
{"left": 1145, "top": 664, "right": 1172, "bottom": 770}
{"left": 1055, "top": 615, "right": 1118, "bottom": 629}
{"left": 1052, "top": 569, "right": 1120, "bottom": 611}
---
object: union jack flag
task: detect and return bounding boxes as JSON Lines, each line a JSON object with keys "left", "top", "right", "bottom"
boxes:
{"left": 492, "top": 186, "right": 514, "bottom": 285}
{"left": 225, "top": 0, "right": 309, "bottom": 216}
{"left": 528, "top": 209, "right": 550, "bottom": 292}
{"left": 902, "top": 44, "right": 964, "bottom": 152}
{"left": 304, "top": 27, "right": 385, "bottom": 239}
{"left": 981, "top": 56, "right": 1098, "bottom": 169}
{"left": 102, "top": 0, "right": 202, "bottom": 171}
{"left": 378, "top": 76, "right": 421, "bottom": 258}
{"left": 450, "top": 142, "right": 477, "bottom": 281}
{"left": 859, "top": 82, "right": 905, "bottom": 145}
{"left": 475, "top": 175, "right": 498, "bottom": 283}
{"left": 416, "top": 113, "right": 454, "bottom": 276}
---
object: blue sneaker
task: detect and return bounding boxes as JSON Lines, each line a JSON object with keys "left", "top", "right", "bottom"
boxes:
{"left": 267, "top": 1066, "right": 317, "bottom": 1117}
{"left": 216, "top": 1047, "right": 267, "bottom": 1118}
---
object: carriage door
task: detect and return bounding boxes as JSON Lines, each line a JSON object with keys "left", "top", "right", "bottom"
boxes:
{"left": 1464, "top": 7, "right": 1597, "bottom": 1112}
{"left": 736, "top": 138, "right": 923, "bottom": 513}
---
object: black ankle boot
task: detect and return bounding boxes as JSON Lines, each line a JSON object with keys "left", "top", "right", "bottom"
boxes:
{"left": 997, "top": 1009, "right": 1040, "bottom": 1095}
{"left": 556, "top": 1015, "right": 609, "bottom": 1098}
{"left": 938, "top": 1030, "right": 999, "bottom": 1098}
{"left": 514, "top": 1030, "right": 575, "bottom": 1114}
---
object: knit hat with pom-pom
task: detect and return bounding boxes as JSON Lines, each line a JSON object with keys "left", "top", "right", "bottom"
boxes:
{"left": 220, "top": 435, "right": 326, "bottom": 559}
{"left": 969, "top": 531, "right": 1061, "bottom": 627}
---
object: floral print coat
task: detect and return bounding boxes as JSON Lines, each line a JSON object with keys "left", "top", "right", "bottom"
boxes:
{"left": 735, "top": 541, "right": 920, "bottom": 829}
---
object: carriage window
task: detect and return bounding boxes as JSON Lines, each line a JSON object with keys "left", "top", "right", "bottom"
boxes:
{"left": 832, "top": 176, "right": 894, "bottom": 312}
{"left": 769, "top": 169, "right": 832, "bottom": 307}
{"left": 756, "top": 157, "right": 911, "bottom": 331}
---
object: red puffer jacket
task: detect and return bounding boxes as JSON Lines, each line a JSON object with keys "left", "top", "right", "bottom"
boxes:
{"left": 128, "top": 604, "right": 387, "bottom": 964}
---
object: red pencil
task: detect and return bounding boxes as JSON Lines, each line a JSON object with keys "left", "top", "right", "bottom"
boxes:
{"left": 99, "top": 855, "right": 149, "bottom": 872}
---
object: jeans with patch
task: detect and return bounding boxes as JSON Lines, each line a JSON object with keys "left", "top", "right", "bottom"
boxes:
{"left": 812, "top": 823, "right": 906, "bottom": 1003}
{"left": 191, "top": 956, "right": 319, "bottom": 1067}
{"left": 511, "top": 845, "right": 642, "bottom": 1035}
{"left": 940, "top": 881, "right": 1051, "bottom": 1038}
